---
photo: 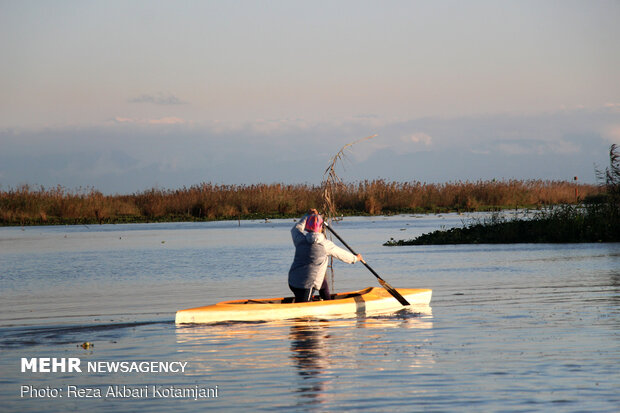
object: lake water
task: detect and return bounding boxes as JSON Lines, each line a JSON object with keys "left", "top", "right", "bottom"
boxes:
{"left": 1, "top": 214, "right": 618, "bottom": 412}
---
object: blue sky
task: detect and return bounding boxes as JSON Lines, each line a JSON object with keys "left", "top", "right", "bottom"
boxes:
{"left": 1, "top": 0, "right": 619, "bottom": 193}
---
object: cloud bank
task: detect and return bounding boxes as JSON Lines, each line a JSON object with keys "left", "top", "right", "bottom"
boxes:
{"left": 128, "top": 93, "right": 187, "bottom": 105}
{"left": 1, "top": 107, "right": 617, "bottom": 194}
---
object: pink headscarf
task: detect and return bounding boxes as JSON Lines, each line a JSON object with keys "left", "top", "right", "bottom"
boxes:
{"left": 304, "top": 214, "right": 324, "bottom": 233}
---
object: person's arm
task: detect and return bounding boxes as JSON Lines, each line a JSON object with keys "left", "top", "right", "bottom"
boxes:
{"left": 291, "top": 216, "right": 306, "bottom": 245}
{"left": 323, "top": 239, "right": 362, "bottom": 264}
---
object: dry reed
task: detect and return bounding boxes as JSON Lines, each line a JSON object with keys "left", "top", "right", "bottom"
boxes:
{"left": 322, "top": 135, "right": 377, "bottom": 221}
{"left": 0, "top": 180, "right": 600, "bottom": 226}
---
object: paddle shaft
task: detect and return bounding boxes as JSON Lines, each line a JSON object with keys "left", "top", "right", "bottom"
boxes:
{"left": 324, "top": 223, "right": 410, "bottom": 306}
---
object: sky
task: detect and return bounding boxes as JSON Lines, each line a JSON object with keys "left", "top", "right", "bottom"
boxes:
{"left": 1, "top": 0, "right": 619, "bottom": 194}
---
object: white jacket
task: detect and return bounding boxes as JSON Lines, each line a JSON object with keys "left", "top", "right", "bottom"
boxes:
{"left": 288, "top": 215, "right": 358, "bottom": 289}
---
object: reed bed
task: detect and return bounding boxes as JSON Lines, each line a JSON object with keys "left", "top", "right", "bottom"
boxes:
{"left": 386, "top": 145, "right": 620, "bottom": 245}
{"left": 332, "top": 179, "right": 593, "bottom": 214}
{"left": 0, "top": 180, "right": 600, "bottom": 226}
{"left": 385, "top": 201, "right": 620, "bottom": 245}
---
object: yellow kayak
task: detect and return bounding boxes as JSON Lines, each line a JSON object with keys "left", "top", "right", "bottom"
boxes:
{"left": 175, "top": 287, "right": 432, "bottom": 324}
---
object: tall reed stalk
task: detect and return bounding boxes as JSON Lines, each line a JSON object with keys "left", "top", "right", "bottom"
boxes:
{"left": 320, "top": 135, "right": 377, "bottom": 290}
{"left": 322, "top": 135, "right": 377, "bottom": 221}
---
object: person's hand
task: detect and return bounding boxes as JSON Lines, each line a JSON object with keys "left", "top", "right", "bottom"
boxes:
{"left": 356, "top": 254, "right": 364, "bottom": 263}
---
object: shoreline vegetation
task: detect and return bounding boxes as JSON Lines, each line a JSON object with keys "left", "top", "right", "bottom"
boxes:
{"left": 0, "top": 179, "right": 598, "bottom": 226}
{"left": 384, "top": 201, "right": 620, "bottom": 245}
{"left": 386, "top": 144, "right": 620, "bottom": 245}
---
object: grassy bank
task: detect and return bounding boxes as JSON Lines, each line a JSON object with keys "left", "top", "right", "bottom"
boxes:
{"left": 0, "top": 179, "right": 599, "bottom": 226}
{"left": 385, "top": 145, "right": 620, "bottom": 245}
{"left": 384, "top": 200, "right": 620, "bottom": 245}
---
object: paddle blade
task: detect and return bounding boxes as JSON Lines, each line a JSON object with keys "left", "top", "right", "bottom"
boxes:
{"left": 376, "top": 277, "right": 411, "bottom": 306}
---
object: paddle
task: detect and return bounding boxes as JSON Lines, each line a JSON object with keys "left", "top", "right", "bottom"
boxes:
{"left": 324, "top": 222, "right": 410, "bottom": 306}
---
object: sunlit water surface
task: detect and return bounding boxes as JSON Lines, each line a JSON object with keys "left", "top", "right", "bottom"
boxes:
{"left": 1, "top": 214, "right": 618, "bottom": 412}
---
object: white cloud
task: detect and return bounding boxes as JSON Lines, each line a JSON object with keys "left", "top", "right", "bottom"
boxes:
{"left": 551, "top": 140, "right": 581, "bottom": 155}
{"left": 603, "top": 125, "right": 620, "bottom": 144}
{"left": 496, "top": 139, "right": 580, "bottom": 156}
{"left": 129, "top": 93, "right": 187, "bottom": 105}
{"left": 244, "top": 118, "right": 310, "bottom": 135}
{"left": 148, "top": 117, "right": 185, "bottom": 125}
{"left": 496, "top": 142, "right": 532, "bottom": 155}
{"left": 403, "top": 133, "right": 433, "bottom": 146}
{"left": 113, "top": 117, "right": 134, "bottom": 123}
{"left": 112, "top": 116, "right": 186, "bottom": 125}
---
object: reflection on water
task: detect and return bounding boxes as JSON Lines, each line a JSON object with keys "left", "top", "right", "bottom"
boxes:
{"left": 175, "top": 309, "right": 434, "bottom": 410}
{"left": 287, "top": 310, "right": 434, "bottom": 409}
{"left": 289, "top": 323, "right": 329, "bottom": 408}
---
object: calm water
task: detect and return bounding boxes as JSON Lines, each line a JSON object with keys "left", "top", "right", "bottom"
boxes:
{"left": 0, "top": 214, "right": 618, "bottom": 412}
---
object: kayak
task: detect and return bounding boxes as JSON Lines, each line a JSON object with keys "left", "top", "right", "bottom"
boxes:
{"left": 175, "top": 287, "right": 432, "bottom": 324}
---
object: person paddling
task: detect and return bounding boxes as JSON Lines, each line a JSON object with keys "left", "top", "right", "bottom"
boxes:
{"left": 288, "top": 209, "right": 363, "bottom": 302}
